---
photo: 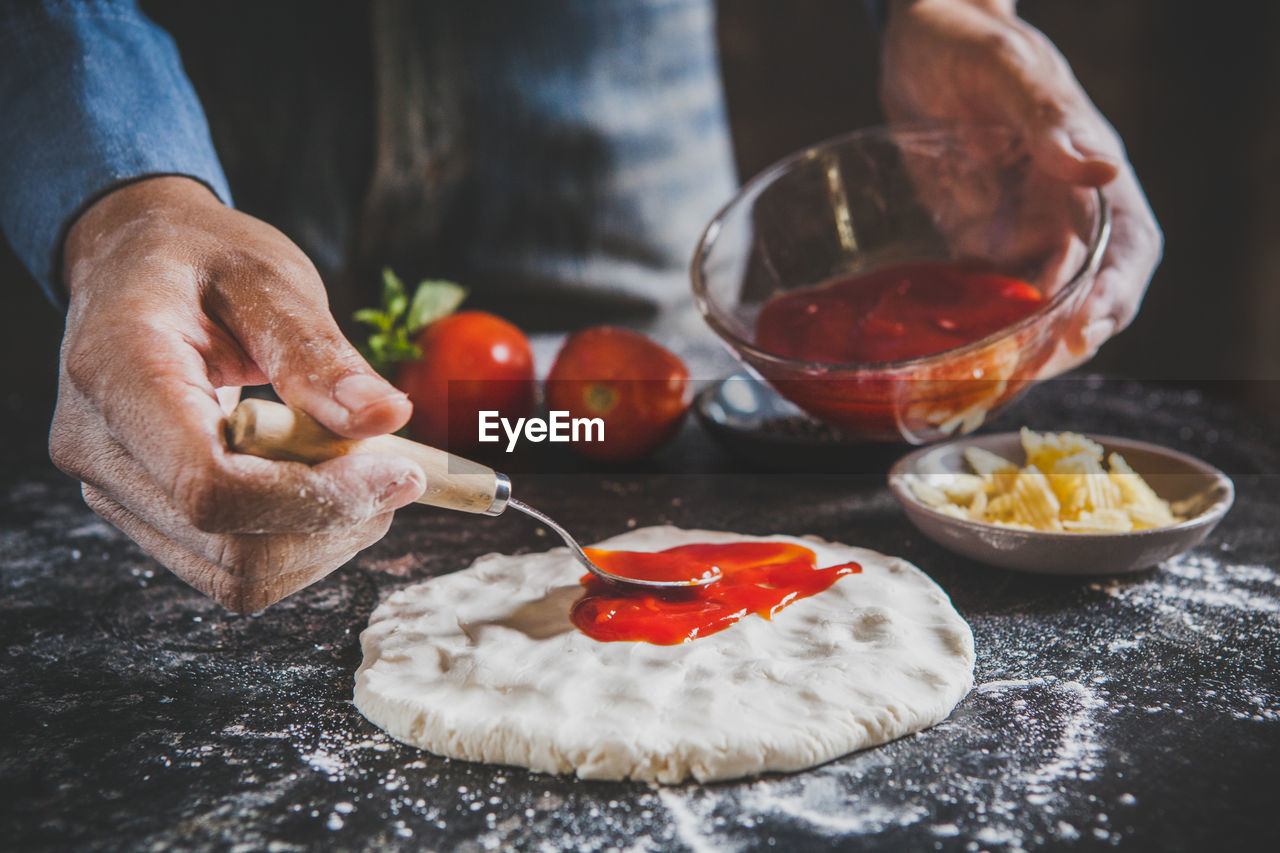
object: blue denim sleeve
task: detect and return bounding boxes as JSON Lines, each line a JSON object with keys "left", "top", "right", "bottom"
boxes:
{"left": 0, "top": 0, "right": 232, "bottom": 306}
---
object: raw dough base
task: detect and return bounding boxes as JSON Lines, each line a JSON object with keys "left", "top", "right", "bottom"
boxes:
{"left": 354, "top": 527, "right": 974, "bottom": 784}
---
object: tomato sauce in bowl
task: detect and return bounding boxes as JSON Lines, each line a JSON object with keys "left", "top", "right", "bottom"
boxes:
{"left": 755, "top": 262, "right": 1045, "bottom": 366}
{"left": 743, "top": 261, "right": 1057, "bottom": 442}
{"left": 689, "top": 126, "right": 1109, "bottom": 444}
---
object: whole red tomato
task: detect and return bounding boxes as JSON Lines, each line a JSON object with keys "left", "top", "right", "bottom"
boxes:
{"left": 545, "top": 327, "right": 690, "bottom": 462}
{"left": 397, "top": 311, "right": 535, "bottom": 451}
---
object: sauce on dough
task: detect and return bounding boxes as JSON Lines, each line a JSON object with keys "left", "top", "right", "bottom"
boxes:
{"left": 353, "top": 527, "right": 975, "bottom": 783}
{"left": 573, "top": 542, "right": 861, "bottom": 644}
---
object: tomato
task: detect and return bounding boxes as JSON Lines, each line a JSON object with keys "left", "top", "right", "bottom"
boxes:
{"left": 396, "top": 311, "right": 535, "bottom": 451}
{"left": 545, "top": 327, "right": 690, "bottom": 462}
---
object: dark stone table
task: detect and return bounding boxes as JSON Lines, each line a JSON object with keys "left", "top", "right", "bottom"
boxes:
{"left": 3, "top": 378, "right": 1278, "bottom": 852}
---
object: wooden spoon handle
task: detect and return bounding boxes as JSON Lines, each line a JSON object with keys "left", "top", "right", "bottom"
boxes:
{"left": 225, "top": 398, "right": 509, "bottom": 516}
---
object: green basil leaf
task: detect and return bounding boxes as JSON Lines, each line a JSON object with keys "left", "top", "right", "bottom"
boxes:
{"left": 382, "top": 267, "right": 407, "bottom": 321}
{"left": 406, "top": 279, "right": 467, "bottom": 333}
{"left": 353, "top": 307, "right": 390, "bottom": 331}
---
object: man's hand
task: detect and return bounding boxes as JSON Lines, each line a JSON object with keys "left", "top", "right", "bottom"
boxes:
{"left": 51, "top": 177, "right": 425, "bottom": 612}
{"left": 881, "top": 0, "right": 1163, "bottom": 372}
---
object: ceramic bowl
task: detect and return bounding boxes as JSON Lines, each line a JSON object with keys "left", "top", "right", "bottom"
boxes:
{"left": 887, "top": 432, "right": 1234, "bottom": 574}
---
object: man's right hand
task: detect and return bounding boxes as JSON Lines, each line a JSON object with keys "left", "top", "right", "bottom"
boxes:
{"left": 51, "top": 176, "right": 426, "bottom": 612}
{"left": 880, "top": 0, "right": 1163, "bottom": 374}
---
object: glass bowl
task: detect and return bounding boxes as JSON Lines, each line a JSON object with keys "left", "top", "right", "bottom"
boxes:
{"left": 691, "top": 125, "right": 1110, "bottom": 444}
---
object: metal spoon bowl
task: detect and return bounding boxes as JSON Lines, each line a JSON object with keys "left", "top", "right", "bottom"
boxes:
{"left": 508, "top": 499, "right": 722, "bottom": 588}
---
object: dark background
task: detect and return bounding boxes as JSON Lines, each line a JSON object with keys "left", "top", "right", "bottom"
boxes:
{"left": 3, "top": 0, "right": 1277, "bottom": 428}
{"left": 4, "top": 6, "right": 1279, "bottom": 848}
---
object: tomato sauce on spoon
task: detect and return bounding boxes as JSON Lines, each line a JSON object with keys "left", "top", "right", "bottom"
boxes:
{"left": 571, "top": 542, "right": 861, "bottom": 645}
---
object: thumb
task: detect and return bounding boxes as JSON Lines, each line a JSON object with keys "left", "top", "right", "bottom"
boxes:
{"left": 215, "top": 273, "right": 411, "bottom": 439}
{"left": 985, "top": 33, "right": 1122, "bottom": 186}
{"left": 1031, "top": 123, "right": 1122, "bottom": 188}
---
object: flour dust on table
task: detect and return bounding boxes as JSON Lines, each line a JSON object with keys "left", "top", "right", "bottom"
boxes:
{"left": 353, "top": 526, "right": 975, "bottom": 783}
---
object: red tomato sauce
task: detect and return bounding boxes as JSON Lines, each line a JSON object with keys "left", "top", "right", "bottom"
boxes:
{"left": 755, "top": 261, "right": 1045, "bottom": 365}
{"left": 570, "top": 542, "right": 861, "bottom": 645}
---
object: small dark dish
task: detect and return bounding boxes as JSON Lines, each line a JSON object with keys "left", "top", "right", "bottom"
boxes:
{"left": 694, "top": 375, "right": 908, "bottom": 472}
{"left": 888, "top": 432, "right": 1235, "bottom": 574}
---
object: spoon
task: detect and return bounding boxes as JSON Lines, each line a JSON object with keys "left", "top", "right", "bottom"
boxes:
{"left": 225, "top": 399, "right": 721, "bottom": 589}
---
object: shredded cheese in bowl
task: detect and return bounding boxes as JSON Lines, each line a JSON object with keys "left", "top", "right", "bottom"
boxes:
{"left": 906, "top": 428, "right": 1181, "bottom": 533}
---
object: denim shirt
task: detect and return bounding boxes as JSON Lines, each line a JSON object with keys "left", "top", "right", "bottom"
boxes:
{"left": 0, "top": 0, "right": 231, "bottom": 304}
{"left": 0, "top": 1, "right": 894, "bottom": 333}
{"left": 2, "top": 2, "right": 748, "bottom": 316}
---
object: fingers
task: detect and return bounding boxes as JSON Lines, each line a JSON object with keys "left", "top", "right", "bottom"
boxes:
{"left": 980, "top": 22, "right": 1162, "bottom": 361}
{"left": 83, "top": 484, "right": 392, "bottom": 612}
{"left": 981, "top": 25, "right": 1122, "bottom": 187}
{"left": 54, "top": 177, "right": 424, "bottom": 612}
{"left": 883, "top": 4, "right": 1123, "bottom": 187}
{"left": 205, "top": 250, "right": 411, "bottom": 439}
{"left": 1038, "top": 168, "right": 1161, "bottom": 378}
{"left": 1030, "top": 123, "right": 1121, "bottom": 188}
{"left": 1065, "top": 167, "right": 1164, "bottom": 356}
{"left": 177, "top": 451, "right": 424, "bottom": 534}
{"left": 879, "top": 4, "right": 1162, "bottom": 372}
{"left": 56, "top": 366, "right": 410, "bottom": 612}
{"left": 58, "top": 345, "right": 425, "bottom": 536}
{"left": 215, "top": 385, "right": 242, "bottom": 415}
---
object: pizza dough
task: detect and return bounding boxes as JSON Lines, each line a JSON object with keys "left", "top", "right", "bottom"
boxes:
{"left": 354, "top": 526, "right": 974, "bottom": 783}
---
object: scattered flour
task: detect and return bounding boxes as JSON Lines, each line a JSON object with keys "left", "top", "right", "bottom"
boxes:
{"left": 1092, "top": 552, "right": 1280, "bottom": 619}
{"left": 1089, "top": 550, "right": 1280, "bottom": 725}
{"left": 640, "top": 676, "right": 1112, "bottom": 853}
{"left": 148, "top": 544, "right": 1275, "bottom": 852}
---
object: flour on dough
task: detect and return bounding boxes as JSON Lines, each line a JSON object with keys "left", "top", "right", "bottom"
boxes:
{"left": 354, "top": 526, "right": 974, "bottom": 784}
